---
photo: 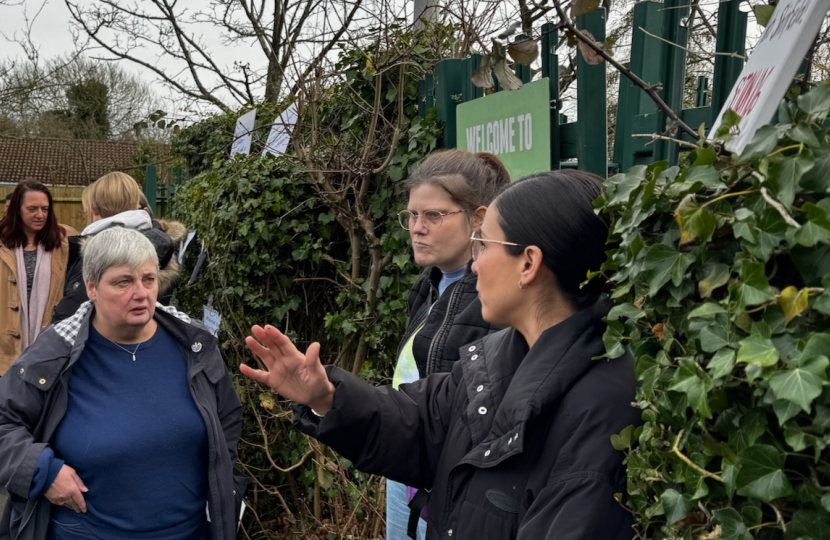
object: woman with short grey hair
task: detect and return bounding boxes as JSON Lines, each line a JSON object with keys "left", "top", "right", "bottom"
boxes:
{"left": 0, "top": 227, "right": 246, "bottom": 540}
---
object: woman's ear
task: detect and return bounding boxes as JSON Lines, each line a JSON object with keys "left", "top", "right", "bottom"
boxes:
{"left": 520, "top": 246, "right": 546, "bottom": 287}
{"left": 471, "top": 206, "right": 487, "bottom": 229}
{"left": 85, "top": 279, "right": 97, "bottom": 302}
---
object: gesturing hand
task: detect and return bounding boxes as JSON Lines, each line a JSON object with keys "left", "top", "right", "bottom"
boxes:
{"left": 242, "top": 325, "right": 336, "bottom": 415}
{"left": 45, "top": 465, "right": 88, "bottom": 513}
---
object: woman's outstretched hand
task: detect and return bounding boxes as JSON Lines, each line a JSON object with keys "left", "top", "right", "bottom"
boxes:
{"left": 241, "top": 325, "right": 336, "bottom": 415}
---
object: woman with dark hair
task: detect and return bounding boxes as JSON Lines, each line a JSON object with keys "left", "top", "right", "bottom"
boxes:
{"left": 0, "top": 181, "right": 77, "bottom": 376}
{"left": 241, "top": 170, "right": 640, "bottom": 540}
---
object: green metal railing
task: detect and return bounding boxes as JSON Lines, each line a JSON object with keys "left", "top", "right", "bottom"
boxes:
{"left": 142, "top": 165, "right": 185, "bottom": 218}
{"left": 422, "top": 0, "right": 749, "bottom": 177}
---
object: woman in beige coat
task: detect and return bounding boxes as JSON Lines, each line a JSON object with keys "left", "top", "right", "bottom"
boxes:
{"left": 0, "top": 180, "right": 77, "bottom": 375}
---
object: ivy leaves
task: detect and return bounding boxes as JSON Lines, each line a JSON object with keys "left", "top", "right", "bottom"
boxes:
{"left": 735, "top": 445, "right": 792, "bottom": 502}
{"left": 600, "top": 83, "right": 830, "bottom": 539}
{"left": 643, "top": 244, "right": 694, "bottom": 296}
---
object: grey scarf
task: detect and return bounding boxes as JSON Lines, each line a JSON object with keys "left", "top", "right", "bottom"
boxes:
{"left": 15, "top": 244, "right": 51, "bottom": 349}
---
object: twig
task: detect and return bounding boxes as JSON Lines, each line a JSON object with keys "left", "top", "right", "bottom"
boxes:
{"left": 760, "top": 187, "right": 801, "bottom": 228}
{"left": 701, "top": 190, "right": 757, "bottom": 209}
{"left": 551, "top": 0, "right": 699, "bottom": 140}
{"left": 767, "top": 501, "right": 787, "bottom": 532}
{"left": 639, "top": 27, "right": 746, "bottom": 61}
{"left": 672, "top": 430, "right": 724, "bottom": 482}
{"left": 632, "top": 133, "right": 699, "bottom": 149}
{"left": 248, "top": 394, "right": 315, "bottom": 473}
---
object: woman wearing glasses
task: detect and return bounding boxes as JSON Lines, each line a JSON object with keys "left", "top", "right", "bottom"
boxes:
{"left": 241, "top": 170, "right": 640, "bottom": 540}
{"left": 389, "top": 150, "right": 508, "bottom": 539}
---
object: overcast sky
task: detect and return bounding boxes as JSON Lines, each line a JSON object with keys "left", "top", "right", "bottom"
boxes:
{"left": 0, "top": 0, "right": 766, "bottom": 123}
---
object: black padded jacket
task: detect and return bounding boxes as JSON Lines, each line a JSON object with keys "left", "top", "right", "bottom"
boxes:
{"left": 399, "top": 265, "right": 497, "bottom": 378}
{"left": 295, "top": 300, "right": 641, "bottom": 540}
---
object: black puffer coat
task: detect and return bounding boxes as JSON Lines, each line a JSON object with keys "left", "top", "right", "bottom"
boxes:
{"left": 296, "top": 300, "right": 641, "bottom": 540}
{"left": 401, "top": 265, "right": 497, "bottom": 377}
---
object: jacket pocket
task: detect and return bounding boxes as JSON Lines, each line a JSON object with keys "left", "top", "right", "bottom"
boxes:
{"left": 456, "top": 500, "right": 518, "bottom": 539}
{"left": 232, "top": 469, "right": 249, "bottom": 524}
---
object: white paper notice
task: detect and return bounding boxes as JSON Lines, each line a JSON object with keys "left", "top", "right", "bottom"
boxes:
{"left": 178, "top": 230, "right": 197, "bottom": 265}
{"left": 231, "top": 109, "right": 257, "bottom": 156}
{"left": 203, "top": 305, "right": 221, "bottom": 337}
{"left": 263, "top": 103, "right": 299, "bottom": 157}
{"left": 709, "top": 0, "right": 830, "bottom": 154}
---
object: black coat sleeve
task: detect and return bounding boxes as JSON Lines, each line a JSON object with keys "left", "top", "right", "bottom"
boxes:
{"left": 50, "top": 240, "right": 86, "bottom": 323}
{"left": 294, "top": 364, "right": 461, "bottom": 489}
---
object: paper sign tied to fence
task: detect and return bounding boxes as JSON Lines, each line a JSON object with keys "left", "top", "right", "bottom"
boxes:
{"left": 263, "top": 103, "right": 299, "bottom": 157}
{"left": 231, "top": 109, "right": 257, "bottom": 156}
{"left": 203, "top": 305, "right": 221, "bottom": 338}
{"left": 709, "top": 0, "right": 830, "bottom": 154}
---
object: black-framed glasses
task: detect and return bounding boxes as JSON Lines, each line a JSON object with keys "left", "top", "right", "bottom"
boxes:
{"left": 398, "top": 209, "right": 466, "bottom": 231}
{"left": 470, "top": 231, "right": 525, "bottom": 261}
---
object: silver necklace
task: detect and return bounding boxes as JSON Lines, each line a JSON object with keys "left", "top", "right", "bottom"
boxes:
{"left": 104, "top": 337, "right": 142, "bottom": 362}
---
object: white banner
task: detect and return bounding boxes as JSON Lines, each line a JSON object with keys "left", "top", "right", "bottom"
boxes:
{"left": 263, "top": 103, "right": 299, "bottom": 157}
{"left": 709, "top": 0, "right": 830, "bottom": 154}
{"left": 231, "top": 109, "right": 257, "bottom": 156}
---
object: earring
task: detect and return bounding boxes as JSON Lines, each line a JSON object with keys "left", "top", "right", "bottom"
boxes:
{"left": 518, "top": 280, "right": 526, "bottom": 290}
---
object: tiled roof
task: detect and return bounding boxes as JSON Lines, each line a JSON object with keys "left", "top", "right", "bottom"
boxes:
{"left": 0, "top": 137, "right": 170, "bottom": 186}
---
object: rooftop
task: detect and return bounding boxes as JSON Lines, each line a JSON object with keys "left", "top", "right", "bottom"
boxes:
{"left": 0, "top": 137, "right": 170, "bottom": 186}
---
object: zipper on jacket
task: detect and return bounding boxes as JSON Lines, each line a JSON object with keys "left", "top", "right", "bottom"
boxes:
{"left": 191, "top": 383, "right": 225, "bottom": 539}
{"left": 394, "top": 280, "right": 438, "bottom": 366}
{"left": 425, "top": 282, "right": 461, "bottom": 376}
{"left": 182, "top": 343, "right": 225, "bottom": 540}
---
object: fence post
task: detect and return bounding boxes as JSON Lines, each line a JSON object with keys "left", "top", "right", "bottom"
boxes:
{"left": 144, "top": 165, "right": 158, "bottom": 215}
{"left": 461, "top": 54, "right": 484, "bottom": 105}
{"left": 514, "top": 35, "right": 533, "bottom": 84}
{"left": 613, "top": 1, "right": 664, "bottom": 172}
{"left": 711, "top": 0, "right": 747, "bottom": 121}
{"left": 434, "top": 59, "right": 465, "bottom": 148}
{"left": 576, "top": 8, "right": 607, "bottom": 178}
{"left": 696, "top": 77, "right": 709, "bottom": 108}
{"left": 418, "top": 73, "right": 435, "bottom": 119}
{"left": 541, "top": 22, "right": 560, "bottom": 170}
{"left": 653, "top": 0, "right": 689, "bottom": 165}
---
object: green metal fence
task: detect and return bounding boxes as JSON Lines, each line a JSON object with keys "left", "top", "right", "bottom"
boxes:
{"left": 142, "top": 164, "right": 185, "bottom": 219}
{"left": 422, "top": 0, "right": 749, "bottom": 178}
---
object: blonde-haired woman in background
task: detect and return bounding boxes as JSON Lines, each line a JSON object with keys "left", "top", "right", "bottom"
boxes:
{"left": 51, "top": 172, "right": 187, "bottom": 322}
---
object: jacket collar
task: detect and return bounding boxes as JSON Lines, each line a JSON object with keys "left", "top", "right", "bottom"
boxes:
{"left": 80, "top": 210, "right": 152, "bottom": 236}
{"left": 51, "top": 301, "right": 223, "bottom": 383}
{"left": 459, "top": 299, "right": 612, "bottom": 467}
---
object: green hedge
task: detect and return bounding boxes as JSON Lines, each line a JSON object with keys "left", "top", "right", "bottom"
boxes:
{"left": 169, "top": 26, "right": 449, "bottom": 538}
{"left": 599, "top": 84, "right": 830, "bottom": 540}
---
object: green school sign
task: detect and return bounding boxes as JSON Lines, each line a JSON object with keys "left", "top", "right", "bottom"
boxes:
{"left": 456, "top": 79, "right": 551, "bottom": 180}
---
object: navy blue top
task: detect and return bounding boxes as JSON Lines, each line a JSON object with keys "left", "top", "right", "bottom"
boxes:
{"left": 38, "top": 322, "right": 210, "bottom": 540}
{"left": 437, "top": 266, "right": 466, "bottom": 297}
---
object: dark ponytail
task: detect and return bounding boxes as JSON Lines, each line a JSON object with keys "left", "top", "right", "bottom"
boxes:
{"left": 495, "top": 170, "right": 609, "bottom": 310}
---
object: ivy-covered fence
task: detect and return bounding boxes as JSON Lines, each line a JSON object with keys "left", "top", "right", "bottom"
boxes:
{"left": 169, "top": 27, "right": 449, "bottom": 539}
{"left": 599, "top": 84, "right": 830, "bottom": 540}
